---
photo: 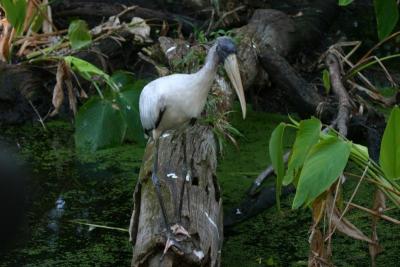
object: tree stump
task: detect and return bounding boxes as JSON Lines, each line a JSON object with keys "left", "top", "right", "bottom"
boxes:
{"left": 129, "top": 125, "right": 223, "bottom": 266}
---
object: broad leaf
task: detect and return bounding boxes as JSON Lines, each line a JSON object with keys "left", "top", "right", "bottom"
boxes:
{"left": 269, "top": 123, "right": 286, "bottom": 209}
{"left": 111, "top": 71, "right": 137, "bottom": 91}
{"left": 283, "top": 118, "right": 321, "bottom": 185}
{"left": 292, "top": 137, "right": 352, "bottom": 209}
{"left": 111, "top": 71, "right": 147, "bottom": 144}
{"left": 0, "top": 0, "right": 27, "bottom": 35}
{"left": 380, "top": 106, "right": 400, "bottom": 180}
{"left": 68, "top": 20, "right": 92, "bottom": 50}
{"left": 75, "top": 98, "right": 127, "bottom": 151}
{"left": 338, "top": 0, "right": 354, "bottom": 6}
{"left": 373, "top": 0, "right": 399, "bottom": 40}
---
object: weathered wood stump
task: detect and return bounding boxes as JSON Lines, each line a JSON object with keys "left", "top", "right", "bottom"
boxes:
{"left": 129, "top": 125, "right": 223, "bottom": 266}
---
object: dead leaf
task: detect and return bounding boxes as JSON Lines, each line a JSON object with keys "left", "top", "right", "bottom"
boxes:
{"left": 50, "top": 61, "right": 66, "bottom": 116}
{"left": 0, "top": 19, "right": 13, "bottom": 62}
{"left": 80, "top": 89, "right": 88, "bottom": 99}
{"left": 23, "top": 0, "right": 36, "bottom": 31}
{"left": 126, "top": 17, "right": 152, "bottom": 43}
{"left": 66, "top": 73, "right": 77, "bottom": 115}
{"left": 326, "top": 194, "right": 375, "bottom": 244}
{"left": 312, "top": 195, "right": 326, "bottom": 226}
{"left": 309, "top": 229, "right": 327, "bottom": 267}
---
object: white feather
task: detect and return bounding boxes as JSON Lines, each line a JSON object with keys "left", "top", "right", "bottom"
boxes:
{"left": 139, "top": 46, "right": 219, "bottom": 136}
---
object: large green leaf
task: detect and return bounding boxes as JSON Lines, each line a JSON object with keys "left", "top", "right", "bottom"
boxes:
{"left": 68, "top": 20, "right": 92, "bottom": 50}
{"left": 269, "top": 123, "right": 286, "bottom": 209}
{"left": 338, "top": 0, "right": 353, "bottom": 6}
{"left": 111, "top": 71, "right": 147, "bottom": 144}
{"left": 292, "top": 137, "right": 352, "bottom": 209}
{"left": 110, "top": 71, "right": 136, "bottom": 91}
{"left": 380, "top": 106, "right": 400, "bottom": 180}
{"left": 0, "top": 0, "right": 27, "bottom": 35}
{"left": 283, "top": 118, "right": 321, "bottom": 185}
{"left": 373, "top": 0, "right": 399, "bottom": 40}
{"left": 75, "top": 98, "right": 127, "bottom": 151}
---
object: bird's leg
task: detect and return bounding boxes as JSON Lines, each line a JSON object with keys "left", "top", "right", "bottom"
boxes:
{"left": 178, "top": 130, "right": 190, "bottom": 221}
{"left": 151, "top": 137, "right": 188, "bottom": 258}
{"left": 170, "top": 129, "right": 191, "bottom": 238}
{"left": 151, "top": 137, "right": 170, "bottom": 230}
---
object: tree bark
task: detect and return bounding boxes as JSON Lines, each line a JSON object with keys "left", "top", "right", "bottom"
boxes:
{"left": 52, "top": 1, "right": 200, "bottom": 35}
{"left": 129, "top": 125, "right": 223, "bottom": 266}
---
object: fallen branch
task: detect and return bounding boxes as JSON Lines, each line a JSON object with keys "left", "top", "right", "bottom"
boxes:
{"left": 325, "top": 52, "right": 352, "bottom": 136}
{"left": 52, "top": 2, "right": 200, "bottom": 34}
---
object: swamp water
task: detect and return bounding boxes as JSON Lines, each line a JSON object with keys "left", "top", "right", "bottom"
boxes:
{"left": 0, "top": 109, "right": 399, "bottom": 267}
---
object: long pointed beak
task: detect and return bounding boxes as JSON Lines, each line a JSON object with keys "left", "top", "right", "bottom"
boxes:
{"left": 224, "top": 54, "right": 246, "bottom": 119}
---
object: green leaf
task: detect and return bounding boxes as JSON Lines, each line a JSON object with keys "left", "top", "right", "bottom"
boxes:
{"left": 64, "top": 56, "right": 109, "bottom": 81}
{"left": 373, "top": 0, "right": 399, "bottom": 40}
{"left": 111, "top": 71, "right": 147, "bottom": 144}
{"left": 110, "top": 71, "right": 136, "bottom": 91}
{"left": 292, "top": 137, "right": 352, "bottom": 209}
{"left": 0, "top": 0, "right": 27, "bottom": 35}
{"left": 75, "top": 98, "right": 127, "bottom": 151}
{"left": 269, "top": 123, "right": 286, "bottom": 210}
{"left": 338, "top": 0, "right": 354, "bottom": 6}
{"left": 380, "top": 106, "right": 400, "bottom": 180}
{"left": 283, "top": 118, "right": 321, "bottom": 185}
{"left": 64, "top": 56, "right": 119, "bottom": 96}
{"left": 68, "top": 20, "right": 92, "bottom": 50}
{"left": 322, "top": 69, "right": 331, "bottom": 94}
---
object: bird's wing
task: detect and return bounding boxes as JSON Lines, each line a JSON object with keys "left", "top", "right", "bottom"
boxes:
{"left": 139, "top": 82, "right": 166, "bottom": 135}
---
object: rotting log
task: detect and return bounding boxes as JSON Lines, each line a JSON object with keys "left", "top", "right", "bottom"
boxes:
{"left": 0, "top": 63, "right": 52, "bottom": 125}
{"left": 234, "top": 0, "right": 338, "bottom": 114}
{"left": 129, "top": 125, "right": 223, "bottom": 266}
{"left": 52, "top": 1, "right": 201, "bottom": 35}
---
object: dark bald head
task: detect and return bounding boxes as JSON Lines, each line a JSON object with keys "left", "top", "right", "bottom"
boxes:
{"left": 216, "top": 37, "right": 237, "bottom": 63}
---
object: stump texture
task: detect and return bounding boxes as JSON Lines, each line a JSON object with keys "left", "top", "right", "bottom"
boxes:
{"left": 129, "top": 125, "right": 223, "bottom": 266}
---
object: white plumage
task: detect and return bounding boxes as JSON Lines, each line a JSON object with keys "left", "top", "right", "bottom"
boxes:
{"left": 139, "top": 45, "right": 220, "bottom": 139}
{"left": 137, "top": 37, "right": 246, "bottom": 256}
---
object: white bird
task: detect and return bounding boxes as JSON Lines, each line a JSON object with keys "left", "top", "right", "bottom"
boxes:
{"left": 139, "top": 36, "right": 246, "bottom": 254}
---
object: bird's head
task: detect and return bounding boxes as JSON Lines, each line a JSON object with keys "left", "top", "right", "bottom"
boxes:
{"left": 216, "top": 37, "right": 246, "bottom": 119}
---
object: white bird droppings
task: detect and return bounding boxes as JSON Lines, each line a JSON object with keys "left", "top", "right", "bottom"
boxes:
{"left": 194, "top": 250, "right": 205, "bottom": 260}
{"left": 167, "top": 173, "right": 178, "bottom": 179}
{"left": 204, "top": 211, "right": 219, "bottom": 239}
{"left": 166, "top": 46, "right": 176, "bottom": 54}
{"left": 161, "top": 133, "right": 170, "bottom": 138}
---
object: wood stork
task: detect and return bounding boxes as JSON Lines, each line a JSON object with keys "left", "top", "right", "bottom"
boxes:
{"left": 139, "top": 36, "right": 246, "bottom": 254}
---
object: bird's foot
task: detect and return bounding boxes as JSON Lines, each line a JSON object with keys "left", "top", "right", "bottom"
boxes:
{"left": 171, "top": 223, "right": 191, "bottom": 238}
{"left": 162, "top": 224, "right": 190, "bottom": 257}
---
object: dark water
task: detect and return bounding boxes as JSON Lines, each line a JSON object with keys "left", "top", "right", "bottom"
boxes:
{"left": 2, "top": 111, "right": 400, "bottom": 267}
{"left": 0, "top": 122, "right": 144, "bottom": 267}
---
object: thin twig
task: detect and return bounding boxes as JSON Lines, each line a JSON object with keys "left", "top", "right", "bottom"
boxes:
{"left": 325, "top": 162, "right": 370, "bottom": 241}
{"left": 212, "top": 5, "right": 245, "bottom": 30}
{"left": 359, "top": 31, "right": 400, "bottom": 62}
{"left": 346, "top": 202, "right": 400, "bottom": 225}
{"left": 372, "top": 56, "right": 397, "bottom": 87}
{"left": 326, "top": 178, "right": 342, "bottom": 250}
{"left": 28, "top": 100, "right": 47, "bottom": 130}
